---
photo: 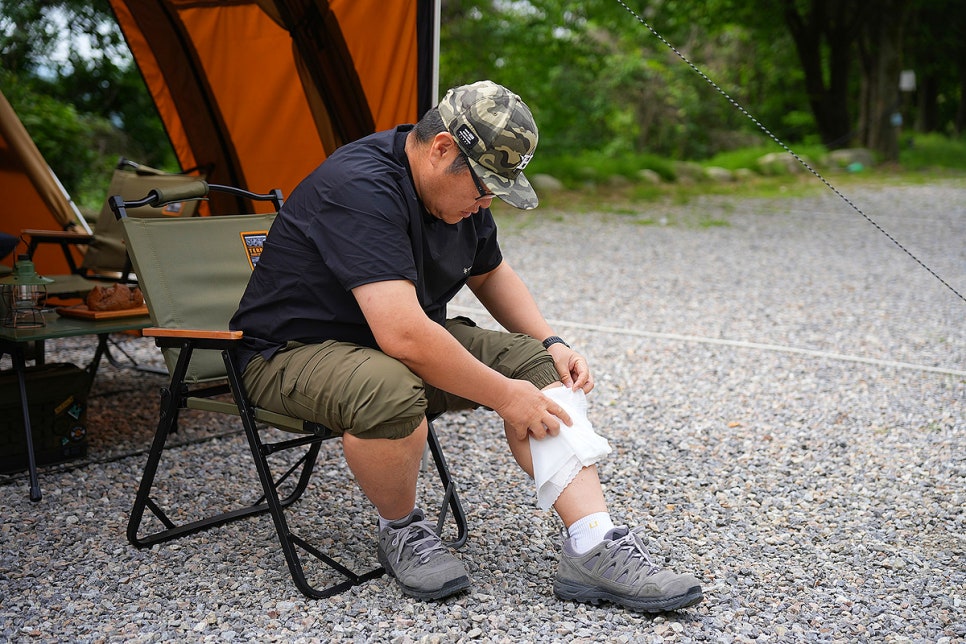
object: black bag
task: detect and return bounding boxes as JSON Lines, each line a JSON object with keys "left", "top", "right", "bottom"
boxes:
{"left": 0, "top": 363, "right": 91, "bottom": 473}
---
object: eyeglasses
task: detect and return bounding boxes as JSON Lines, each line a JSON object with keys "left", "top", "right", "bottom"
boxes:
{"left": 464, "top": 153, "right": 494, "bottom": 202}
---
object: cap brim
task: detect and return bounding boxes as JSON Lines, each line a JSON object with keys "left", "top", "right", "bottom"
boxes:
{"left": 467, "top": 156, "right": 539, "bottom": 210}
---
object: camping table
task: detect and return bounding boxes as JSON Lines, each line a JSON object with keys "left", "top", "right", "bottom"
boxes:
{"left": 0, "top": 310, "right": 152, "bottom": 501}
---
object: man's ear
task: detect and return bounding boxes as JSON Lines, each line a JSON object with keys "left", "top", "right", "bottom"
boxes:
{"left": 429, "top": 132, "right": 458, "bottom": 167}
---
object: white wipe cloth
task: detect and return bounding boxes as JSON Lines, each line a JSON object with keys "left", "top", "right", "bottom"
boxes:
{"left": 529, "top": 387, "right": 611, "bottom": 510}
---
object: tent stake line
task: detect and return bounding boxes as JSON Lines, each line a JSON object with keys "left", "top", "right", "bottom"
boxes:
{"left": 449, "top": 305, "right": 966, "bottom": 379}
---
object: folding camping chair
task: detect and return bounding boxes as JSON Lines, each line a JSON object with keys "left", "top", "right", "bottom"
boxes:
{"left": 113, "top": 181, "right": 467, "bottom": 599}
{"left": 23, "top": 158, "right": 208, "bottom": 299}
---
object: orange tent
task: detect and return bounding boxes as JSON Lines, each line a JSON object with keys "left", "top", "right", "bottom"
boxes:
{"left": 107, "top": 0, "right": 439, "bottom": 212}
{"left": 0, "top": 88, "right": 88, "bottom": 274}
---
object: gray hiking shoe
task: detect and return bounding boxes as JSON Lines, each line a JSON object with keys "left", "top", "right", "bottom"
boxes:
{"left": 377, "top": 508, "right": 471, "bottom": 600}
{"left": 554, "top": 526, "right": 703, "bottom": 612}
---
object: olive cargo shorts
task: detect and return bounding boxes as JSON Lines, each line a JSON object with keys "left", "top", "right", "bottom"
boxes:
{"left": 241, "top": 317, "right": 560, "bottom": 439}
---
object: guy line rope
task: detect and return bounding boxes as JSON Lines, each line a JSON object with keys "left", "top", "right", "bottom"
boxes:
{"left": 448, "top": 305, "right": 966, "bottom": 378}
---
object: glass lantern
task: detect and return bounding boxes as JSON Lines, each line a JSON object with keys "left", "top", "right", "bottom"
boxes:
{"left": 0, "top": 255, "right": 55, "bottom": 328}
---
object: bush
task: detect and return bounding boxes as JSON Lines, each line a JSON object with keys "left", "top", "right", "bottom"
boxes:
{"left": 529, "top": 150, "right": 676, "bottom": 187}
{"left": 899, "top": 133, "right": 966, "bottom": 171}
{"left": 702, "top": 144, "right": 829, "bottom": 172}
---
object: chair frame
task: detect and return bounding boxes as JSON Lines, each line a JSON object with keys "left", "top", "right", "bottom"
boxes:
{"left": 113, "top": 183, "right": 467, "bottom": 599}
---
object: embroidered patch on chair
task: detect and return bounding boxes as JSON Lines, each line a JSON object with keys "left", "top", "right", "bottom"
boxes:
{"left": 240, "top": 230, "right": 269, "bottom": 270}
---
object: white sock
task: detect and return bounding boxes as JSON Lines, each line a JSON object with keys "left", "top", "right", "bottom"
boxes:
{"left": 378, "top": 507, "right": 416, "bottom": 531}
{"left": 567, "top": 512, "right": 615, "bottom": 554}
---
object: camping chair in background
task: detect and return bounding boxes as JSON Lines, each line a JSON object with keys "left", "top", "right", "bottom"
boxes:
{"left": 22, "top": 158, "right": 208, "bottom": 300}
{"left": 113, "top": 181, "right": 467, "bottom": 599}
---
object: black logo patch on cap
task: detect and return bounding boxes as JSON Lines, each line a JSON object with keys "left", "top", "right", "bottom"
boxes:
{"left": 455, "top": 124, "right": 479, "bottom": 149}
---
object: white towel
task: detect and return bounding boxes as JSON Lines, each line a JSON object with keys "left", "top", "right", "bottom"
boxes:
{"left": 529, "top": 387, "right": 611, "bottom": 510}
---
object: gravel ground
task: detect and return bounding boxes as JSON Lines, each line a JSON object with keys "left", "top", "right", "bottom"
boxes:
{"left": 1, "top": 180, "right": 964, "bottom": 643}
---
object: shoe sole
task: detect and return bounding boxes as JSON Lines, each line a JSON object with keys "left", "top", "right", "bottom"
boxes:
{"left": 395, "top": 574, "right": 471, "bottom": 601}
{"left": 553, "top": 581, "right": 704, "bottom": 613}
{"left": 378, "top": 550, "right": 472, "bottom": 601}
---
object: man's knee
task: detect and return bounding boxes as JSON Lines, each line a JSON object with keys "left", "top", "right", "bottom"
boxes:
{"left": 446, "top": 317, "right": 558, "bottom": 388}
{"left": 340, "top": 355, "right": 428, "bottom": 439}
{"left": 499, "top": 333, "right": 558, "bottom": 388}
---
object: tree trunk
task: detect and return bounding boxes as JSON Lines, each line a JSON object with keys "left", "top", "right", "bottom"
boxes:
{"left": 782, "top": 0, "right": 864, "bottom": 149}
{"left": 958, "top": 60, "right": 966, "bottom": 135}
{"left": 915, "top": 74, "right": 939, "bottom": 133}
{"left": 856, "top": 1, "right": 910, "bottom": 162}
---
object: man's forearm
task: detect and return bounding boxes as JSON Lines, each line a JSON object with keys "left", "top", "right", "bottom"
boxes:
{"left": 392, "top": 317, "right": 515, "bottom": 409}
{"left": 469, "top": 261, "right": 556, "bottom": 340}
{"left": 353, "top": 279, "right": 514, "bottom": 411}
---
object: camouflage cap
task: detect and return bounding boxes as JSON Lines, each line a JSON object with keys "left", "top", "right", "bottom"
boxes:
{"left": 438, "top": 80, "right": 539, "bottom": 210}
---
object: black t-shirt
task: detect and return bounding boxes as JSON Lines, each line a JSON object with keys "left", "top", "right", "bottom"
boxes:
{"left": 230, "top": 125, "right": 503, "bottom": 368}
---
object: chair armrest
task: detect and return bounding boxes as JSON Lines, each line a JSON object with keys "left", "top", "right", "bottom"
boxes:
{"left": 143, "top": 327, "right": 243, "bottom": 340}
{"left": 21, "top": 229, "right": 93, "bottom": 275}
{"left": 21, "top": 229, "right": 96, "bottom": 245}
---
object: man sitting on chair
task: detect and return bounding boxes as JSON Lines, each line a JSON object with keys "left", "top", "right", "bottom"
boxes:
{"left": 230, "top": 80, "right": 702, "bottom": 612}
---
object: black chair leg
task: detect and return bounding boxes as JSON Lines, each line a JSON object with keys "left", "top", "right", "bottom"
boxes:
{"left": 223, "top": 350, "right": 469, "bottom": 599}
{"left": 223, "top": 348, "right": 386, "bottom": 598}
{"left": 238, "top": 415, "right": 468, "bottom": 599}
{"left": 127, "top": 343, "right": 317, "bottom": 548}
{"left": 128, "top": 343, "right": 470, "bottom": 600}
{"left": 427, "top": 418, "right": 468, "bottom": 549}
{"left": 127, "top": 344, "right": 196, "bottom": 545}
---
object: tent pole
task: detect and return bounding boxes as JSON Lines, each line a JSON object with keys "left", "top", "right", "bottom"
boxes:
{"left": 432, "top": 0, "right": 440, "bottom": 104}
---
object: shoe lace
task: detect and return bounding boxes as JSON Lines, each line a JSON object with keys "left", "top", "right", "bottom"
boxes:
{"left": 389, "top": 519, "right": 447, "bottom": 565}
{"left": 605, "top": 527, "right": 662, "bottom": 579}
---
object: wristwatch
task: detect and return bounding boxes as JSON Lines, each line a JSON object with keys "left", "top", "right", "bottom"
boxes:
{"left": 542, "top": 335, "right": 570, "bottom": 350}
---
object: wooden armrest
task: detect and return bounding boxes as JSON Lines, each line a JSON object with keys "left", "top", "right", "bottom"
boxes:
{"left": 22, "top": 229, "right": 95, "bottom": 244}
{"left": 143, "top": 327, "right": 244, "bottom": 340}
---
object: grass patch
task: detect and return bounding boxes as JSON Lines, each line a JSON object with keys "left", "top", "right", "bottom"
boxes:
{"left": 701, "top": 143, "right": 829, "bottom": 171}
{"left": 529, "top": 150, "right": 675, "bottom": 186}
{"left": 533, "top": 173, "right": 831, "bottom": 216}
{"left": 495, "top": 136, "right": 965, "bottom": 226}
{"left": 899, "top": 133, "right": 966, "bottom": 171}
{"left": 530, "top": 135, "right": 965, "bottom": 214}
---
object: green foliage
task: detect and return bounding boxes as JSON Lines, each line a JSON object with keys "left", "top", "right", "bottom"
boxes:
{"left": 2, "top": 73, "right": 99, "bottom": 198}
{"left": 701, "top": 143, "right": 829, "bottom": 171}
{"left": 0, "top": 0, "right": 176, "bottom": 213}
{"left": 529, "top": 149, "right": 675, "bottom": 186}
{"left": 2, "top": 0, "right": 963, "bottom": 215}
{"left": 899, "top": 133, "right": 966, "bottom": 171}
{"left": 439, "top": 0, "right": 813, "bottom": 161}
{"left": 440, "top": 1, "right": 620, "bottom": 157}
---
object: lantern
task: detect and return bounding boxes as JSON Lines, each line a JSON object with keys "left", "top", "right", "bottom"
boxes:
{"left": 1, "top": 255, "right": 54, "bottom": 328}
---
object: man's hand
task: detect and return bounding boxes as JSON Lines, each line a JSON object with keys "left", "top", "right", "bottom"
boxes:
{"left": 547, "top": 343, "right": 594, "bottom": 393}
{"left": 494, "top": 380, "right": 573, "bottom": 442}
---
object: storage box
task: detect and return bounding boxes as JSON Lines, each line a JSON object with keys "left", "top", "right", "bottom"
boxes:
{"left": 0, "top": 363, "right": 91, "bottom": 473}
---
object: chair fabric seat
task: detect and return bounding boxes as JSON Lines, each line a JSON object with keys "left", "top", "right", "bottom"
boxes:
{"left": 185, "top": 396, "right": 324, "bottom": 436}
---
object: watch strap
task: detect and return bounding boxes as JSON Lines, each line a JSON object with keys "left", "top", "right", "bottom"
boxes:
{"left": 542, "top": 335, "right": 570, "bottom": 349}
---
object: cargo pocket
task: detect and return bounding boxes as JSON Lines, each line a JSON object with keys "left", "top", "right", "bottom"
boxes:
{"left": 278, "top": 341, "right": 348, "bottom": 430}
